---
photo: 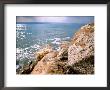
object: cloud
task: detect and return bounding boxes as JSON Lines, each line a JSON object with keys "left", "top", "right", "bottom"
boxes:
{"left": 34, "top": 16, "right": 67, "bottom": 23}
{"left": 16, "top": 16, "right": 35, "bottom": 22}
{"left": 16, "top": 16, "right": 94, "bottom": 24}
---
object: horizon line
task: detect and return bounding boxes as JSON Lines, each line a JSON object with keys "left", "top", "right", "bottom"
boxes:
{"left": 16, "top": 22, "right": 93, "bottom": 24}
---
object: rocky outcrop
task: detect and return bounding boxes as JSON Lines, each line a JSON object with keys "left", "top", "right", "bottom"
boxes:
{"left": 25, "top": 23, "right": 95, "bottom": 75}
{"left": 67, "top": 23, "right": 94, "bottom": 74}
{"left": 31, "top": 51, "right": 66, "bottom": 74}
{"left": 68, "top": 23, "right": 94, "bottom": 65}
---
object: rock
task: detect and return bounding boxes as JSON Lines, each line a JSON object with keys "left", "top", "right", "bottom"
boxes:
{"left": 35, "top": 44, "right": 53, "bottom": 61}
{"left": 57, "top": 41, "right": 70, "bottom": 61}
{"left": 47, "top": 61, "right": 68, "bottom": 74}
{"left": 72, "top": 55, "right": 94, "bottom": 74}
{"left": 41, "top": 51, "right": 58, "bottom": 62}
{"left": 57, "top": 48, "right": 68, "bottom": 61}
{"left": 68, "top": 23, "right": 94, "bottom": 65}
{"left": 31, "top": 51, "right": 68, "bottom": 74}
{"left": 60, "top": 41, "right": 70, "bottom": 49}
{"left": 67, "top": 23, "right": 94, "bottom": 74}
{"left": 17, "top": 60, "right": 37, "bottom": 74}
{"left": 66, "top": 55, "right": 94, "bottom": 74}
{"left": 31, "top": 51, "right": 58, "bottom": 74}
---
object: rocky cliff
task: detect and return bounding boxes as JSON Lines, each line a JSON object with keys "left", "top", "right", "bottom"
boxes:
{"left": 67, "top": 23, "right": 94, "bottom": 74}
{"left": 68, "top": 23, "right": 94, "bottom": 65}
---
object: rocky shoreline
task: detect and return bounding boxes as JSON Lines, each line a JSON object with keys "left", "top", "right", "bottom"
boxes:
{"left": 17, "top": 23, "right": 94, "bottom": 74}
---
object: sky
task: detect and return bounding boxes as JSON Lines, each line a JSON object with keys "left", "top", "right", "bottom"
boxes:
{"left": 16, "top": 16, "right": 94, "bottom": 24}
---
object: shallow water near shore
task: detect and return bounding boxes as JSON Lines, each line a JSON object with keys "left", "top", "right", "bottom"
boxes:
{"left": 16, "top": 23, "right": 85, "bottom": 72}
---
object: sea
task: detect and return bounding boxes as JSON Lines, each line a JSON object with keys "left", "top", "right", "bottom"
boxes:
{"left": 16, "top": 23, "right": 85, "bottom": 71}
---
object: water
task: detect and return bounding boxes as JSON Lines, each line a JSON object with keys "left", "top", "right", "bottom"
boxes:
{"left": 16, "top": 23, "right": 85, "bottom": 71}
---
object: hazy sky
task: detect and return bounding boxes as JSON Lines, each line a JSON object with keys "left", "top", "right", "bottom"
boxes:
{"left": 16, "top": 16, "right": 94, "bottom": 24}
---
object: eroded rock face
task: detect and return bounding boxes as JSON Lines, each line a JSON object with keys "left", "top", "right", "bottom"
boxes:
{"left": 31, "top": 51, "right": 59, "bottom": 74}
{"left": 68, "top": 23, "right": 94, "bottom": 66}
